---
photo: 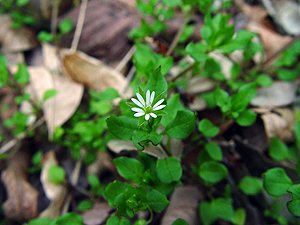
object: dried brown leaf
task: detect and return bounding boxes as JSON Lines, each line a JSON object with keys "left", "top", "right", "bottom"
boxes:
{"left": 81, "top": 202, "right": 112, "bottom": 225}
{"left": 26, "top": 66, "right": 84, "bottom": 139}
{"left": 1, "top": 149, "right": 39, "bottom": 222}
{"left": 39, "top": 151, "right": 67, "bottom": 218}
{"left": 61, "top": 51, "right": 129, "bottom": 96}
{"left": 160, "top": 185, "right": 202, "bottom": 225}
{"left": 0, "top": 15, "right": 38, "bottom": 52}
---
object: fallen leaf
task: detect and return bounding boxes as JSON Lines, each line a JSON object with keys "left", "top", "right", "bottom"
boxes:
{"left": 81, "top": 202, "right": 112, "bottom": 225}
{"left": 0, "top": 15, "right": 38, "bottom": 52}
{"left": 160, "top": 185, "right": 202, "bottom": 225}
{"left": 1, "top": 149, "right": 39, "bottom": 222}
{"left": 260, "top": 108, "right": 295, "bottom": 142}
{"left": 251, "top": 81, "right": 298, "bottom": 107}
{"left": 26, "top": 66, "right": 84, "bottom": 139}
{"left": 61, "top": 50, "right": 130, "bottom": 97}
{"left": 42, "top": 43, "right": 62, "bottom": 73}
{"left": 87, "top": 151, "right": 115, "bottom": 176}
{"left": 39, "top": 151, "right": 67, "bottom": 219}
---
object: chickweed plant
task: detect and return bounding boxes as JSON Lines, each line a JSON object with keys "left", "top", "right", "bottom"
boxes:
{"left": 1, "top": 0, "right": 300, "bottom": 225}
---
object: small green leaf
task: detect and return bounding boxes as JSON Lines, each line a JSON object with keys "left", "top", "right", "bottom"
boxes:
{"left": 235, "top": 109, "right": 256, "bottom": 126}
{"left": 107, "top": 115, "right": 138, "bottom": 141}
{"left": 161, "top": 93, "right": 185, "bottom": 127}
{"left": 147, "top": 189, "right": 169, "bottom": 213}
{"left": 26, "top": 218, "right": 53, "bottom": 225}
{"left": 214, "top": 85, "right": 230, "bottom": 113}
{"left": 38, "top": 31, "right": 53, "bottom": 43}
{"left": 231, "top": 83, "right": 257, "bottom": 113}
{"left": 16, "top": 0, "right": 30, "bottom": 6}
{"left": 287, "top": 184, "right": 300, "bottom": 216}
{"left": 255, "top": 74, "right": 273, "bottom": 87}
{"left": 77, "top": 200, "right": 93, "bottom": 211}
{"left": 48, "top": 165, "right": 65, "bottom": 184}
{"left": 90, "top": 100, "right": 112, "bottom": 115}
{"left": 198, "top": 119, "right": 219, "bottom": 138}
{"left": 105, "top": 180, "right": 127, "bottom": 207}
{"left": 233, "top": 208, "right": 246, "bottom": 225}
{"left": 59, "top": 18, "right": 73, "bottom": 34}
{"left": 162, "top": 0, "right": 182, "bottom": 6}
{"left": 56, "top": 212, "right": 83, "bottom": 225}
{"left": 145, "top": 67, "right": 168, "bottom": 99}
{"left": 263, "top": 168, "right": 292, "bottom": 197}
{"left": 132, "top": 130, "right": 163, "bottom": 151}
{"left": 43, "top": 89, "right": 58, "bottom": 101}
{"left": 113, "top": 157, "right": 145, "bottom": 183}
{"left": 106, "top": 216, "right": 131, "bottom": 225}
{"left": 239, "top": 176, "right": 263, "bottom": 195}
{"left": 156, "top": 157, "right": 182, "bottom": 183}
{"left": 204, "top": 142, "right": 222, "bottom": 161}
{"left": 185, "top": 42, "right": 208, "bottom": 62}
{"left": 164, "top": 110, "right": 196, "bottom": 139}
{"left": 268, "top": 137, "right": 289, "bottom": 161}
{"left": 277, "top": 69, "right": 299, "bottom": 81}
{"left": 14, "top": 63, "right": 30, "bottom": 85}
{"left": 172, "top": 219, "right": 188, "bottom": 225}
{"left": 199, "top": 161, "right": 228, "bottom": 184}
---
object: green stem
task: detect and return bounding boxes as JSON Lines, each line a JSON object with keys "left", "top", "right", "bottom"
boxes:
{"left": 167, "top": 61, "right": 199, "bottom": 83}
{"left": 165, "top": 7, "right": 195, "bottom": 57}
{"left": 146, "top": 206, "right": 154, "bottom": 224}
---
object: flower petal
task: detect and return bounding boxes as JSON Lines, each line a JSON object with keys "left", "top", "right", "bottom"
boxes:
{"left": 136, "top": 93, "right": 145, "bottom": 106}
{"left": 150, "top": 91, "right": 155, "bottom": 104}
{"left": 146, "top": 90, "right": 150, "bottom": 106}
{"left": 150, "top": 113, "right": 157, "bottom": 118}
{"left": 145, "top": 114, "right": 150, "bottom": 120}
{"left": 153, "top": 104, "right": 166, "bottom": 111}
{"left": 131, "top": 98, "right": 144, "bottom": 108}
{"left": 134, "top": 112, "right": 145, "bottom": 117}
{"left": 131, "top": 107, "right": 144, "bottom": 112}
{"left": 153, "top": 99, "right": 164, "bottom": 109}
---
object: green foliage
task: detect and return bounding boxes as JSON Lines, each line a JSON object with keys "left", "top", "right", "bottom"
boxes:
{"left": 156, "top": 157, "right": 182, "bottom": 183}
{"left": 43, "top": 89, "right": 58, "bottom": 101}
{"left": 199, "top": 161, "right": 228, "bottom": 185}
{"left": 268, "top": 137, "right": 290, "bottom": 161}
{"left": 172, "top": 219, "right": 188, "bottom": 225}
{"left": 239, "top": 176, "right": 263, "bottom": 195}
{"left": 48, "top": 165, "right": 65, "bottom": 184}
{"left": 76, "top": 199, "right": 93, "bottom": 211}
{"left": 14, "top": 63, "right": 30, "bottom": 85}
{"left": 59, "top": 18, "right": 73, "bottom": 34}
{"left": 263, "top": 168, "right": 293, "bottom": 197}
{"left": 198, "top": 119, "right": 219, "bottom": 138}
{"left": 26, "top": 213, "right": 83, "bottom": 225}
{"left": 287, "top": 184, "right": 300, "bottom": 216}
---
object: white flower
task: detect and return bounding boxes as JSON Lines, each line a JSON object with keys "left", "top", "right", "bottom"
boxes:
{"left": 131, "top": 90, "right": 166, "bottom": 120}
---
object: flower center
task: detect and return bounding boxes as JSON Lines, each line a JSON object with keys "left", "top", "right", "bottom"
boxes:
{"left": 144, "top": 106, "right": 153, "bottom": 114}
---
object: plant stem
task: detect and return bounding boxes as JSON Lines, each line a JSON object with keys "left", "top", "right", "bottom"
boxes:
{"left": 168, "top": 61, "right": 199, "bottom": 83}
{"left": 165, "top": 7, "right": 195, "bottom": 57}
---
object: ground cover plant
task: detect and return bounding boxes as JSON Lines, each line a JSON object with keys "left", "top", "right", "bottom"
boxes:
{"left": 0, "top": 0, "right": 300, "bottom": 224}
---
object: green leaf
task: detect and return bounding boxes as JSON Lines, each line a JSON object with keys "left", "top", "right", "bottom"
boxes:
{"left": 107, "top": 216, "right": 131, "bottom": 225}
{"left": 161, "top": 93, "right": 185, "bottom": 127}
{"left": 263, "top": 168, "right": 292, "bottom": 197}
{"left": 132, "top": 130, "right": 163, "bottom": 151}
{"left": 231, "top": 83, "right": 257, "bottom": 113}
{"left": 233, "top": 208, "right": 246, "bottom": 225}
{"left": 200, "top": 198, "right": 234, "bottom": 225}
{"left": 14, "top": 63, "right": 30, "bottom": 85}
{"left": 164, "top": 110, "right": 196, "bottom": 139}
{"left": 16, "top": 0, "right": 30, "bottom": 6}
{"left": 90, "top": 88, "right": 119, "bottom": 101}
{"left": 238, "top": 176, "right": 263, "bottom": 195}
{"left": 204, "top": 142, "right": 223, "bottom": 161}
{"left": 48, "top": 165, "right": 65, "bottom": 184}
{"left": 287, "top": 184, "right": 300, "bottom": 216}
{"left": 59, "top": 18, "right": 73, "bottom": 34}
{"left": 105, "top": 180, "right": 127, "bottom": 207}
{"left": 235, "top": 109, "right": 257, "bottom": 126}
{"left": 162, "top": 0, "right": 182, "bottom": 6}
{"left": 179, "top": 25, "right": 195, "bottom": 43}
{"left": 147, "top": 189, "right": 169, "bottom": 213}
{"left": 268, "top": 137, "right": 289, "bottom": 161}
{"left": 113, "top": 157, "right": 145, "bottom": 183}
{"left": 255, "top": 74, "right": 273, "bottom": 87}
{"left": 156, "top": 157, "right": 182, "bottom": 183}
{"left": 214, "top": 85, "right": 230, "bottom": 112}
{"left": 277, "top": 69, "right": 299, "bottom": 81}
{"left": 107, "top": 115, "right": 138, "bottom": 141}
{"left": 199, "top": 161, "right": 228, "bottom": 184}
{"left": 185, "top": 42, "right": 208, "bottom": 62}
{"left": 145, "top": 67, "right": 168, "bottom": 99}
{"left": 55, "top": 213, "right": 83, "bottom": 225}
{"left": 172, "top": 219, "right": 188, "bottom": 225}
{"left": 43, "top": 89, "right": 58, "bottom": 101}
{"left": 26, "top": 218, "right": 53, "bottom": 225}
{"left": 37, "top": 31, "right": 53, "bottom": 43}
{"left": 77, "top": 200, "right": 93, "bottom": 211}
{"left": 198, "top": 119, "right": 219, "bottom": 138}
{"left": 90, "top": 100, "right": 112, "bottom": 115}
